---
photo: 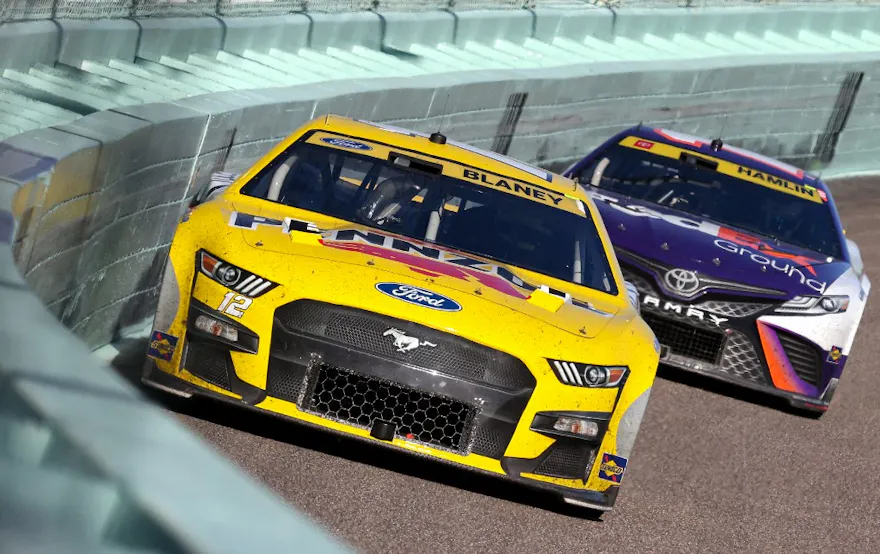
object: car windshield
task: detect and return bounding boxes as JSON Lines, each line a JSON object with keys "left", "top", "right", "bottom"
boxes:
{"left": 239, "top": 137, "right": 618, "bottom": 295}
{"left": 572, "top": 142, "right": 843, "bottom": 259}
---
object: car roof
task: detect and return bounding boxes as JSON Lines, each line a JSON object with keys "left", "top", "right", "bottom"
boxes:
{"left": 310, "top": 115, "right": 578, "bottom": 195}
{"left": 620, "top": 126, "right": 829, "bottom": 193}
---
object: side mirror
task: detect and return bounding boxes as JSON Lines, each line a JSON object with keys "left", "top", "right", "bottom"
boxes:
{"left": 847, "top": 238, "right": 865, "bottom": 277}
{"left": 190, "top": 172, "right": 240, "bottom": 208}
{"left": 624, "top": 280, "right": 640, "bottom": 313}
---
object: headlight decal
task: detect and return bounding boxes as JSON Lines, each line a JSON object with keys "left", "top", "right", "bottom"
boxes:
{"left": 548, "top": 359, "right": 628, "bottom": 388}
{"left": 198, "top": 250, "right": 278, "bottom": 298}
{"left": 775, "top": 294, "right": 849, "bottom": 315}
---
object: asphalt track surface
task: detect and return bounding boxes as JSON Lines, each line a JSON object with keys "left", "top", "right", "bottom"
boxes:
{"left": 109, "top": 175, "right": 880, "bottom": 554}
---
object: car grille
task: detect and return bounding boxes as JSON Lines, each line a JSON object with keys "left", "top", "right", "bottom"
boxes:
{"left": 274, "top": 300, "right": 534, "bottom": 391}
{"left": 620, "top": 266, "right": 773, "bottom": 319}
{"left": 303, "top": 364, "right": 476, "bottom": 453}
{"left": 719, "top": 330, "right": 767, "bottom": 384}
{"left": 469, "top": 417, "right": 517, "bottom": 459}
{"left": 265, "top": 357, "right": 307, "bottom": 403}
{"left": 776, "top": 330, "right": 821, "bottom": 386}
{"left": 695, "top": 300, "right": 771, "bottom": 318}
{"left": 642, "top": 312, "right": 725, "bottom": 364}
{"left": 534, "top": 441, "right": 595, "bottom": 481}
{"left": 184, "top": 340, "right": 232, "bottom": 390}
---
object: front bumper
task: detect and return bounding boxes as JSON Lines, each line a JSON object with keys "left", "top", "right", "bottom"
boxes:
{"left": 622, "top": 265, "right": 840, "bottom": 413}
{"left": 145, "top": 298, "right": 627, "bottom": 512}
{"left": 142, "top": 360, "right": 620, "bottom": 512}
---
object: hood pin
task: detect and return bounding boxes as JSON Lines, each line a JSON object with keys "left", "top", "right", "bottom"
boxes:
{"left": 661, "top": 242, "right": 669, "bottom": 251}
{"left": 618, "top": 223, "right": 626, "bottom": 231}
{"left": 713, "top": 258, "right": 721, "bottom": 266}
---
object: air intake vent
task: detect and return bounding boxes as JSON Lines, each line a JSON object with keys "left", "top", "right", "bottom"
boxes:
{"left": 776, "top": 330, "right": 822, "bottom": 387}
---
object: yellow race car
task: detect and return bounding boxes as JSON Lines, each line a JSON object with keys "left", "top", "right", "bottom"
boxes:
{"left": 142, "top": 115, "right": 660, "bottom": 513}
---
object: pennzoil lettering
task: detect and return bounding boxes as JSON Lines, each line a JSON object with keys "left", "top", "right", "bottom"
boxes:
{"left": 642, "top": 295, "right": 728, "bottom": 326}
{"left": 462, "top": 169, "right": 563, "bottom": 206}
{"left": 323, "top": 228, "right": 581, "bottom": 298}
{"left": 229, "top": 211, "right": 321, "bottom": 234}
{"left": 736, "top": 166, "right": 816, "bottom": 199}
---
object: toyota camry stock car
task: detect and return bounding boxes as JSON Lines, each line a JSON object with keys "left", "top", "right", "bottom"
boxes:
{"left": 563, "top": 126, "right": 871, "bottom": 415}
{"left": 142, "top": 115, "right": 661, "bottom": 512}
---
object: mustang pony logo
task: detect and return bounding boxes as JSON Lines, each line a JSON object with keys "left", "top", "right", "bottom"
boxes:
{"left": 383, "top": 328, "right": 437, "bottom": 353}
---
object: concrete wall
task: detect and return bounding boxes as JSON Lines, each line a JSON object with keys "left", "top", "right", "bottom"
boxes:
{"left": 2, "top": 4, "right": 879, "bottom": 551}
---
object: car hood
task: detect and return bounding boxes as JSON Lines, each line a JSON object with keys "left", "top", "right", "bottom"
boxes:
{"left": 222, "top": 202, "right": 628, "bottom": 339}
{"left": 587, "top": 190, "right": 850, "bottom": 300}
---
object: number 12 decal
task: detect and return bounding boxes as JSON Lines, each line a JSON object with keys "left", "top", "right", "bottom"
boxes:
{"left": 218, "top": 292, "right": 252, "bottom": 318}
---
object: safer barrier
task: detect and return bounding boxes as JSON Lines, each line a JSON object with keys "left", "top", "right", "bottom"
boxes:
{"left": 2, "top": 3, "right": 879, "bottom": 551}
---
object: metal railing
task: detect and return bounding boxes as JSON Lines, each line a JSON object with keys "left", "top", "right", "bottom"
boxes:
{"left": 3, "top": 0, "right": 880, "bottom": 21}
{"left": 0, "top": 0, "right": 535, "bottom": 21}
{"left": 586, "top": 0, "right": 880, "bottom": 6}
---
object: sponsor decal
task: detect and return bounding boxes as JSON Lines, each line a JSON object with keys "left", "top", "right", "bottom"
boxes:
{"left": 827, "top": 345, "right": 843, "bottom": 364}
{"left": 376, "top": 283, "right": 462, "bottom": 312}
{"left": 229, "top": 211, "right": 321, "bottom": 234}
{"left": 818, "top": 189, "right": 828, "bottom": 202}
{"left": 714, "top": 239, "right": 827, "bottom": 294}
{"left": 598, "top": 452, "right": 628, "bottom": 484}
{"left": 461, "top": 169, "right": 564, "bottom": 207}
{"left": 383, "top": 328, "right": 437, "bottom": 353}
{"left": 653, "top": 336, "right": 661, "bottom": 354}
{"left": 717, "top": 228, "right": 821, "bottom": 277}
{"left": 642, "top": 294, "right": 728, "bottom": 326}
{"left": 147, "top": 331, "right": 178, "bottom": 362}
{"left": 663, "top": 268, "right": 700, "bottom": 296}
{"left": 320, "top": 137, "right": 373, "bottom": 150}
{"left": 320, "top": 229, "right": 599, "bottom": 314}
{"left": 634, "top": 139, "right": 655, "bottom": 150}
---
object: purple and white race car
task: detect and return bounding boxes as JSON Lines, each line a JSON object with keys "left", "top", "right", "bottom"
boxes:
{"left": 564, "top": 126, "right": 871, "bottom": 415}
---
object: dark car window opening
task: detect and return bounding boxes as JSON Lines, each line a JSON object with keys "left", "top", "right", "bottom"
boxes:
{"left": 574, "top": 144, "right": 844, "bottom": 260}
{"left": 240, "top": 140, "right": 618, "bottom": 295}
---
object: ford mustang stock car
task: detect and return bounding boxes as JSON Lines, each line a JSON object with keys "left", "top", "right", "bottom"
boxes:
{"left": 564, "top": 126, "right": 871, "bottom": 415}
{"left": 142, "top": 115, "right": 660, "bottom": 513}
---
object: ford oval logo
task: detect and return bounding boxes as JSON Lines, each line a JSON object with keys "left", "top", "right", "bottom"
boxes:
{"left": 320, "top": 137, "right": 372, "bottom": 151}
{"left": 375, "top": 283, "right": 462, "bottom": 312}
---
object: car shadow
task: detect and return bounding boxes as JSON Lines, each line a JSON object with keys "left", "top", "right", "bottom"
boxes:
{"left": 655, "top": 363, "right": 823, "bottom": 419}
{"left": 105, "top": 337, "right": 607, "bottom": 522}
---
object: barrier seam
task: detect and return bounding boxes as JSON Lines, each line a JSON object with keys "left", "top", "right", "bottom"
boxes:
{"left": 81, "top": 242, "right": 170, "bottom": 281}
{"left": 24, "top": 200, "right": 179, "bottom": 277}
{"left": 29, "top": 190, "right": 96, "bottom": 224}
{"left": 70, "top": 283, "right": 162, "bottom": 333}
{"left": 99, "top": 155, "right": 197, "bottom": 196}
{"left": 83, "top": 198, "right": 180, "bottom": 244}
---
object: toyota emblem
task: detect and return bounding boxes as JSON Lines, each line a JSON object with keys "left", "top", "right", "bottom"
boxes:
{"left": 664, "top": 268, "right": 700, "bottom": 296}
